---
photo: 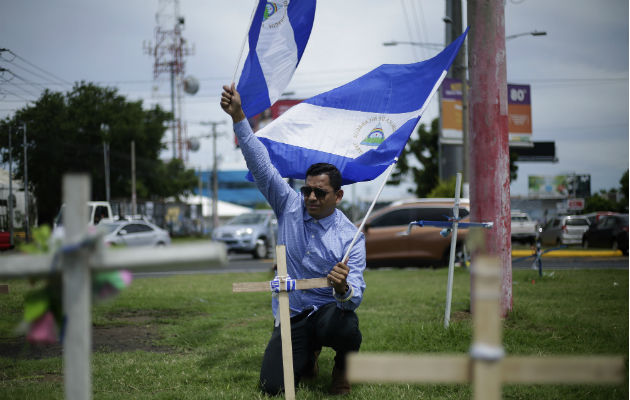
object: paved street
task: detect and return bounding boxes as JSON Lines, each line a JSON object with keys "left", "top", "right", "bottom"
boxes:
{"left": 134, "top": 251, "right": 628, "bottom": 279}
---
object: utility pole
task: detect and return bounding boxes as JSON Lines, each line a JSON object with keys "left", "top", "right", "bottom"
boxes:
{"left": 450, "top": 0, "right": 469, "bottom": 190}
{"left": 198, "top": 168, "right": 204, "bottom": 234}
{"left": 131, "top": 141, "right": 137, "bottom": 216}
{"left": 200, "top": 121, "right": 226, "bottom": 231}
{"left": 22, "top": 123, "right": 29, "bottom": 242}
{"left": 7, "top": 126, "right": 13, "bottom": 248}
{"left": 467, "top": 0, "right": 512, "bottom": 315}
{"left": 100, "top": 123, "right": 111, "bottom": 203}
{"left": 441, "top": 0, "right": 468, "bottom": 184}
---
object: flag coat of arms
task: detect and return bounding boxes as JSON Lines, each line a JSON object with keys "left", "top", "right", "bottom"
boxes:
{"left": 248, "top": 29, "right": 469, "bottom": 185}
{"left": 237, "top": 0, "right": 316, "bottom": 118}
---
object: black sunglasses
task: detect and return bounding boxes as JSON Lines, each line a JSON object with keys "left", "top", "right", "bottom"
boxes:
{"left": 300, "top": 186, "right": 332, "bottom": 200}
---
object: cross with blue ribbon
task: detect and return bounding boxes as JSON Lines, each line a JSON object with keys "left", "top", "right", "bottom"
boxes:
{"left": 232, "top": 245, "right": 331, "bottom": 400}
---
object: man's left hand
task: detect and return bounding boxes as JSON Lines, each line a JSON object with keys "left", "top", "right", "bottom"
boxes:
{"left": 328, "top": 262, "right": 349, "bottom": 295}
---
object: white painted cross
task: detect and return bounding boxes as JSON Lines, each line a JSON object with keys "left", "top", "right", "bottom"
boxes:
{"left": 346, "top": 256, "right": 624, "bottom": 399}
{"left": 232, "top": 244, "right": 331, "bottom": 400}
{"left": 402, "top": 172, "right": 492, "bottom": 328}
{"left": 0, "top": 174, "right": 228, "bottom": 400}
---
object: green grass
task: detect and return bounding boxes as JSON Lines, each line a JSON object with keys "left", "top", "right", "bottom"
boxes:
{"left": 0, "top": 267, "right": 627, "bottom": 399}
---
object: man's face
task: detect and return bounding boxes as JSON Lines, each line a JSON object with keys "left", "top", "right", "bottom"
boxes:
{"left": 302, "top": 174, "right": 343, "bottom": 220}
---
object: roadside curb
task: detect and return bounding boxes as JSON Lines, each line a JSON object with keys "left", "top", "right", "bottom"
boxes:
{"left": 512, "top": 249, "right": 624, "bottom": 258}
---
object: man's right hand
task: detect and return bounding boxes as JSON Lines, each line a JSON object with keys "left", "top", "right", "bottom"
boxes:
{"left": 220, "top": 83, "right": 246, "bottom": 123}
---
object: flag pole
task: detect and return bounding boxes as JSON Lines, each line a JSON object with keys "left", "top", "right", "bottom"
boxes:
{"left": 232, "top": 0, "right": 259, "bottom": 84}
{"left": 342, "top": 159, "right": 398, "bottom": 263}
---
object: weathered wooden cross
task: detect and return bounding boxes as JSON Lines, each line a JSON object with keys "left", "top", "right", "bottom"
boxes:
{"left": 346, "top": 255, "right": 625, "bottom": 399}
{"left": 232, "top": 244, "right": 331, "bottom": 400}
{"left": 0, "top": 174, "right": 228, "bottom": 400}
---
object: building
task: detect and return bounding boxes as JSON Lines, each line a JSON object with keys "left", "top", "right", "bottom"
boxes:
{"left": 196, "top": 170, "right": 267, "bottom": 208}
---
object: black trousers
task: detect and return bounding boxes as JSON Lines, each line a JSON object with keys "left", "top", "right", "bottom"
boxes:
{"left": 259, "top": 302, "right": 362, "bottom": 395}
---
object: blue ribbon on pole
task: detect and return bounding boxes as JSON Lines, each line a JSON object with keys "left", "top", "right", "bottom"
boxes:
{"left": 270, "top": 275, "right": 296, "bottom": 293}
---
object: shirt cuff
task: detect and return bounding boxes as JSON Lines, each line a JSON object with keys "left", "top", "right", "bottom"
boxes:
{"left": 333, "top": 284, "right": 354, "bottom": 303}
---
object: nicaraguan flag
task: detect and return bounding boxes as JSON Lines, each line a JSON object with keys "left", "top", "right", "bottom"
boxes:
{"left": 237, "top": 0, "right": 316, "bottom": 118}
{"left": 250, "top": 29, "right": 469, "bottom": 185}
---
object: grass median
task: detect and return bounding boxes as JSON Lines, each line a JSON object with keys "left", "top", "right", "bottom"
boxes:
{"left": 0, "top": 267, "right": 627, "bottom": 399}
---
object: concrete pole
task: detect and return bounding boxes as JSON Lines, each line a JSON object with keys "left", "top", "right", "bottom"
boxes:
{"left": 451, "top": 1, "right": 470, "bottom": 186}
{"left": 101, "top": 123, "right": 111, "bottom": 204}
{"left": 8, "top": 126, "right": 13, "bottom": 247}
{"left": 212, "top": 124, "right": 219, "bottom": 230}
{"left": 170, "top": 66, "right": 177, "bottom": 159}
{"left": 467, "top": 0, "right": 512, "bottom": 314}
{"left": 23, "top": 123, "right": 30, "bottom": 242}
{"left": 131, "top": 141, "right": 137, "bottom": 216}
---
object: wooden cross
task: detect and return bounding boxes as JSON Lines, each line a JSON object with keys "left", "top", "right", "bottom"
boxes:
{"left": 232, "top": 244, "right": 331, "bottom": 400}
{"left": 0, "top": 174, "right": 228, "bottom": 400}
{"left": 346, "top": 255, "right": 624, "bottom": 399}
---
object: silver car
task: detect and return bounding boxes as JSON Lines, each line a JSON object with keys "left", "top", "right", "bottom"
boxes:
{"left": 211, "top": 210, "right": 277, "bottom": 259}
{"left": 100, "top": 220, "right": 171, "bottom": 247}
{"left": 539, "top": 215, "right": 590, "bottom": 246}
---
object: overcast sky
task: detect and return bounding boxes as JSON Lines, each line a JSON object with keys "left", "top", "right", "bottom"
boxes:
{"left": 1, "top": 0, "right": 628, "bottom": 204}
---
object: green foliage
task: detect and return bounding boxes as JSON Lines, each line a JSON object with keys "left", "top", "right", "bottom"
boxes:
{"left": 509, "top": 151, "right": 519, "bottom": 181}
{"left": 17, "top": 225, "right": 52, "bottom": 254}
{"left": 427, "top": 175, "right": 459, "bottom": 198}
{"left": 0, "top": 82, "right": 198, "bottom": 225}
{"left": 584, "top": 170, "right": 629, "bottom": 213}
{"left": 584, "top": 193, "right": 620, "bottom": 213}
{"left": 0, "top": 268, "right": 626, "bottom": 399}
{"left": 388, "top": 118, "right": 440, "bottom": 197}
{"left": 620, "top": 168, "right": 628, "bottom": 208}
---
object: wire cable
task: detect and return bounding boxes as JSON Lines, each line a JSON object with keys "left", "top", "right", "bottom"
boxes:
{"left": 0, "top": 48, "right": 72, "bottom": 87}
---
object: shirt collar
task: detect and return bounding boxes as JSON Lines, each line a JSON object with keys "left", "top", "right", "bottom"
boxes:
{"left": 303, "top": 208, "right": 337, "bottom": 230}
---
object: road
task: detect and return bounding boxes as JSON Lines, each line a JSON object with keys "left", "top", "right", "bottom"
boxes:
{"left": 134, "top": 253, "right": 628, "bottom": 278}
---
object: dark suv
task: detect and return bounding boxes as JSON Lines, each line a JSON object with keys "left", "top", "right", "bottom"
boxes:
{"left": 582, "top": 214, "right": 628, "bottom": 255}
{"left": 361, "top": 198, "right": 470, "bottom": 267}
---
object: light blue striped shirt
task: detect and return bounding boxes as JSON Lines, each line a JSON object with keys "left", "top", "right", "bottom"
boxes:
{"left": 234, "top": 120, "right": 366, "bottom": 320}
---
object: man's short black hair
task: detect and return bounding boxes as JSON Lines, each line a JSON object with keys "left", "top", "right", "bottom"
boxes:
{"left": 306, "top": 163, "right": 342, "bottom": 191}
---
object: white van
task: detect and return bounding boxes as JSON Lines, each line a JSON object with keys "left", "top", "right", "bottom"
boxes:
{"left": 52, "top": 201, "right": 116, "bottom": 240}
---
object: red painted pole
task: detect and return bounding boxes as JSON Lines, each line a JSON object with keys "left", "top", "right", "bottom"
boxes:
{"left": 467, "top": 0, "right": 512, "bottom": 314}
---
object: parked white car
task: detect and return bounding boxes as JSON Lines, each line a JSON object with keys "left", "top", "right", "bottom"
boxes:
{"left": 99, "top": 219, "right": 171, "bottom": 247}
{"left": 510, "top": 211, "right": 538, "bottom": 244}
{"left": 539, "top": 215, "right": 590, "bottom": 246}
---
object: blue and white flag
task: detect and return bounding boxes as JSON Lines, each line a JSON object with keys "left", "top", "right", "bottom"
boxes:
{"left": 237, "top": 0, "right": 316, "bottom": 118}
{"left": 251, "top": 29, "right": 469, "bottom": 185}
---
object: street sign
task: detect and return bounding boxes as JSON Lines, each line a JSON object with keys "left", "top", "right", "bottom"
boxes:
{"left": 567, "top": 198, "right": 585, "bottom": 211}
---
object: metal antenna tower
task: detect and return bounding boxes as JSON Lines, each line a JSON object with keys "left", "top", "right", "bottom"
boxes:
{"left": 143, "top": 0, "right": 194, "bottom": 160}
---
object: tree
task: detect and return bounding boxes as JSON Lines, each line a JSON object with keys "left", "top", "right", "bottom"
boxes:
{"left": 388, "top": 118, "right": 440, "bottom": 197}
{"left": 584, "top": 170, "right": 629, "bottom": 213}
{"left": 620, "top": 169, "right": 628, "bottom": 204}
{"left": 0, "top": 82, "right": 198, "bottom": 225}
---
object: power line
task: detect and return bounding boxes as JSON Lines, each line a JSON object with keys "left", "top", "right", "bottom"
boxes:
{"left": 2, "top": 68, "right": 47, "bottom": 93}
{"left": 409, "top": 0, "right": 429, "bottom": 60}
{"left": 0, "top": 86, "right": 32, "bottom": 102}
{"left": 399, "top": 0, "right": 420, "bottom": 60}
{"left": 0, "top": 48, "right": 72, "bottom": 87}
{"left": 2, "top": 59, "right": 67, "bottom": 90}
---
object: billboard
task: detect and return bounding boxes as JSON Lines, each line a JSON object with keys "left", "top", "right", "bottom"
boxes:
{"left": 528, "top": 174, "right": 591, "bottom": 199}
{"left": 440, "top": 78, "right": 533, "bottom": 146}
